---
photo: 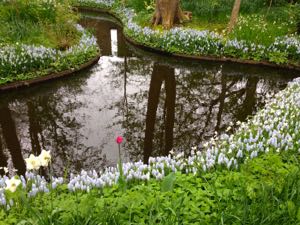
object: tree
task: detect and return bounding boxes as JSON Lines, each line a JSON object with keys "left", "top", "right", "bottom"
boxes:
{"left": 228, "top": 0, "right": 241, "bottom": 33}
{"left": 152, "top": 0, "right": 191, "bottom": 29}
{"left": 0, "top": 105, "right": 26, "bottom": 175}
{"left": 143, "top": 64, "right": 176, "bottom": 163}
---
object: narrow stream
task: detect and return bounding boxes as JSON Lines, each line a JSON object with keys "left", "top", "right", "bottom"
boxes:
{"left": 0, "top": 12, "right": 297, "bottom": 176}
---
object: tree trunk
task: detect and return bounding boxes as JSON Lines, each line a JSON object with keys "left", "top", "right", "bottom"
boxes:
{"left": 0, "top": 105, "right": 26, "bottom": 175}
{"left": 0, "top": 135, "right": 8, "bottom": 171}
{"left": 152, "top": 0, "right": 189, "bottom": 29}
{"left": 143, "top": 64, "right": 176, "bottom": 163}
{"left": 228, "top": 0, "right": 241, "bottom": 33}
{"left": 27, "top": 101, "right": 42, "bottom": 156}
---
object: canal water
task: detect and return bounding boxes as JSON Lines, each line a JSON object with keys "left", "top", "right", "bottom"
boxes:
{"left": 0, "top": 12, "right": 297, "bottom": 176}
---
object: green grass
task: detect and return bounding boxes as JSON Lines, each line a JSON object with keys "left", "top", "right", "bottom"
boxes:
{"left": 0, "top": 0, "right": 80, "bottom": 49}
{"left": 1, "top": 152, "right": 300, "bottom": 225}
{"left": 0, "top": 0, "right": 100, "bottom": 84}
{"left": 125, "top": 0, "right": 299, "bottom": 45}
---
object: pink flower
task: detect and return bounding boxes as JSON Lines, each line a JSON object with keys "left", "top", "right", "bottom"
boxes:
{"left": 116, "top": 136, "right": 123, "bottom": 144}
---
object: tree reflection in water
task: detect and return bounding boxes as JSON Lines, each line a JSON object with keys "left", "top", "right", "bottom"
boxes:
{"left": 0, "top": 14, "right": 296, "bottom": 176}
{"left": 144, "top": 64, "right": 176, "bottom": 163}
{"left": 110, "top": 56, "right": 289, "bottom": 162}
{"left": 0, "top": 78, "right": 107, "bottom": 176}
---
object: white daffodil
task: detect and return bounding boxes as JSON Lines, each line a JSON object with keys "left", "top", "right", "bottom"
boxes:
{"left": 38, "top": 150, "right": 51, "bottom": 167}
{"left": 25, "top": 154, "right": 41, "bottom": 171}
{"left": 5, "top": 177, "right": 21, "bottom": 193}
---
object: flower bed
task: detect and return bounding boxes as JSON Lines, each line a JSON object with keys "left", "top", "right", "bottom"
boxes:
{"left": 0, "top": 25, "right": 99, "bottom": 85}
{"left": 0, "top": 0, "right": 100, "bottom": 86}
{"left": 74, "top": 0, "right": 300, "bottom": 67}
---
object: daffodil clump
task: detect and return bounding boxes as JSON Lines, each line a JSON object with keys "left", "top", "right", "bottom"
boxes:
{"left": 0, "top": 150, "right": 57, "bottom": 209}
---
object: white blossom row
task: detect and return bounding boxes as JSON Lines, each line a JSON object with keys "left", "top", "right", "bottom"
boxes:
{"left": 73, "top": 0, "right": 114, "bottom": 7}
{"left": 78, "top": 0, "right": 299, "bottom": 63}
{"left": 0, "top": 25, "right": 98, "bottom": 76}
{"left": 120, "top": 7, "right": 300, "bottom": 62}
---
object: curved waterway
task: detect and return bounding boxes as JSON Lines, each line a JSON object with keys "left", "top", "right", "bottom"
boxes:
{"left": 0, "top": 12, "right": 298, "bottom": 176}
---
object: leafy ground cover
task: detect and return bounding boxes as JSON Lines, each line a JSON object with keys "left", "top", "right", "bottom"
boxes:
{"left": 0, "top": 0, "right": 99, "bottom": 85}
{"left": 1, "top": 78, "right": 300, "bottom": 224}
{"left": 74, "top": 0, "right": 300, "bottom": 66}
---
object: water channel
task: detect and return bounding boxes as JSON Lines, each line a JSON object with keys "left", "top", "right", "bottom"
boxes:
{"left": 0, "top": 12, "right": 298, "bottom": 176}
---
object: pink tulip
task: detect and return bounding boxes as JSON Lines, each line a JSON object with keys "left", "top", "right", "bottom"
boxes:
{"left": 116, "top": 136, "right": 123, "bottom": 144}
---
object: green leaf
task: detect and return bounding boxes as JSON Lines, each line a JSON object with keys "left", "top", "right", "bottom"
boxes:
{"left": 297, "top": 208, "right": 300, "bottom": 221}
{"left": 161, "top": 173, "right": 176, "bottom": 192}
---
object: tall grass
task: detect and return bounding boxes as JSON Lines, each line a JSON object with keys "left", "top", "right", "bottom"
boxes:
{"left": 0, "top": 0, "right": 80, "bottom": 49}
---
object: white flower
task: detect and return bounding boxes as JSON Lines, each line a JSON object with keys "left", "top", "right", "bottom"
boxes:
{"left": 0, "top": 167, "right": 8, "bottom": 174}
{"left": 25, "top": 154, "right": 41, "bottom": 171}
{"left": 226, "top": 126, "right": 232, "bottom": 132}
{"left": 5, "top": 177, "right": 21, "bottom": 193}
{"left": 39, "top": 150, "right": 51, "bottom": 167}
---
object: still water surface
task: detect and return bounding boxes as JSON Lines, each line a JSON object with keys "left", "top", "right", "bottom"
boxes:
{"left": 0, "top": 13, "right": 297, "bottom": 176}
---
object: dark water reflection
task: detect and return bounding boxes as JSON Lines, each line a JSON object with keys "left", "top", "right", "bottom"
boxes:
{"left": 0, "top": 13, "right": 298, "bottom": 176}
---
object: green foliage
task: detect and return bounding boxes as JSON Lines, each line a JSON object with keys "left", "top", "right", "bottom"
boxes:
{"left": 181, "top": 0, "right": 295, "bottom": 22}
{"left": 0, "top": 43, "right": 99, "bottom": 85}
{"left": 1, "top": 153, "right": 300, "bottom": 224}
{"left": 0, "top": 0, "right": 80, "bottom": 49}
{"left": 161, "top": 173, "right": 176, "bottom": 192}
{"left": 0, "top": 0, "right": 99, "bottom": 85}
{"left": 119, "top": 0, "right": 300, "bottom": 66}
{"left": 268, "top": 51, "right": 289, "bottom": 64}
{"left": 125, "top": 0, "right": 154, "bottom": 13}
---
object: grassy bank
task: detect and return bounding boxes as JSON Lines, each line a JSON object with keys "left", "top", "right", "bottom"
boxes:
{"left": 0, "top": 0, "right": 99, "bottom": 85}
{"left": 74, "top": 0, "right": 300, "bottom": 66}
